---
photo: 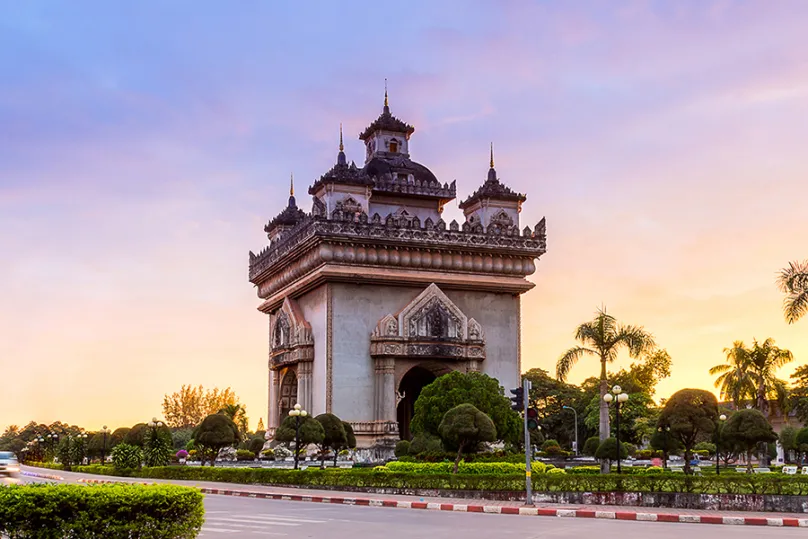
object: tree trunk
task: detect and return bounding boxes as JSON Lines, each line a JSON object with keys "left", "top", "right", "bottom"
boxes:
{"left": 598, "top": 361, "right": 610, "bottom": 474}
{"left": 453, "top": 442, "right": 465, "bottom": 474}
{"left": 662, "top": 450, "right": 668, "bottom": 469}
{"left": 684, "top": 448, "right": 692, "bottom": 475}
{"left": 334, "top": 449, "right": 339, "bottom": 467}
{"left": 747, "top": 449, "right": 754, "bottom": 473}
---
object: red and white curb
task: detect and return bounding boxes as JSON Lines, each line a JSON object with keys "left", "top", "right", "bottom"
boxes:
{"left": 21, "top": 470, "right": 64, "bottom": 481}
{"left": 78, "top": 478, "right": 153, "bottom": 486}
{"left": 197, "top": 488, "right": 808, "bottom": 527}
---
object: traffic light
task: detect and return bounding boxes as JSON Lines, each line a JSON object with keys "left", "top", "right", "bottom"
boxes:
{"left": 509, "top": 387, "right": 524, "bottom": 411}
{"left": 526, "top": 408, "right": 539, "bottom": 430}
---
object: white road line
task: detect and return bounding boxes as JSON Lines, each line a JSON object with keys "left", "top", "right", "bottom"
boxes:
{"left": 205, "top": 518, "right": 300, "bottom": 527}
{"left": 227, "top": 514, "right": 327, "bottom": 523}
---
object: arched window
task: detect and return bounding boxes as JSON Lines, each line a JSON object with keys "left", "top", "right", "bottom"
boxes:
{"left": 388, "top": 139, "right": 399, "bottom": 153}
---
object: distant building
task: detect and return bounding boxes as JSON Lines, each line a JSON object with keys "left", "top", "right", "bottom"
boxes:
{"left": 248, "top": 93, "right": 546, "bottom": 455}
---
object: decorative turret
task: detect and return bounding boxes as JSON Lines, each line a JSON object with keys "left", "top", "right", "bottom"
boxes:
{"left": 264, "top": 174, "right": 307, "bottom": 242}
{"left": 359, "top": 83, "right": 415, "bottom": 163}
{"left": 459, "top": 144, "right": 526, "bottom": 229}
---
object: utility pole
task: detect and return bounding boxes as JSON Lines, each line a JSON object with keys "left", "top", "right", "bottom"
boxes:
{"left": 523, "top": 377, "right": 533, "bottom": 506}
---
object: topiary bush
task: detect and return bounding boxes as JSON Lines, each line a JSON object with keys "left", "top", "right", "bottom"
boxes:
{"left": 236, "top": 449, "right": 255, "bottom": 461}
{"left": 395, "top": 440, "right": 411, "bottom": 458}
{"left": 0, "top": 484, "right": 204, "bottom": 538}
{"left": 595, "top": 438, "right": 628, "bottom": 463}
{"left": 111, "top": 443, "right": 142, "bottom": 471}
{"left": 410, "top": 433, "right": 443, "bottom": 455}
{"left": 583, "top": 436, "right": 600, "bottom": 456}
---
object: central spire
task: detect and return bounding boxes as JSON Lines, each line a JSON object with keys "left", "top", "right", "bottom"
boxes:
{"left": 337, "top": 123, "right": 347, "bottom": 166}
{"left": 383, "top": 78, "right": 389, "bottom": 113}
{"left": 489, "top": 142, "right": 494, "bottom": 169}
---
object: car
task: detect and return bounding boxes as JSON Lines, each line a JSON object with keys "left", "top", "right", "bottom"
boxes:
{"left": 0, "top": 451, "right": 20, "bottom": 478}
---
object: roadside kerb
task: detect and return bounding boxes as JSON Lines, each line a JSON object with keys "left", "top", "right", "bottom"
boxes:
{"left": 192, "top": 486, "right": 808, "bottom": 527}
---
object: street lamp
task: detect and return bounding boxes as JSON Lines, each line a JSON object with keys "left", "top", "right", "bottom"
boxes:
{"left": 603, "top": 385, "right": 629, "bottom": 474}
{"left": 716, "top": 414, "right": 727, "bottom": 475}
{"left": 100, "top": 426, "right": 110, "bottom": 464}
{"left": 288, "top": 403, "right": 308, "bottom": 470}
{"left": 46, "top": 433, "right": 59, "bottom": 460}
{"left": 562, "top": 406, "right": 578, "bottom": 456}
{"left": 76, "top": 433, "right": 88, "bottom": 465}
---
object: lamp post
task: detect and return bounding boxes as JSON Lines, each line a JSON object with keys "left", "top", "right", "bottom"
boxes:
{"left": 76, "top": 433, "right": 88, "bottom": 465}
{"left": 288, "top": 403, "right": 308, "bottom": 470}
{"left": 46, "top": 433, "right": 59, "bottom": 461}
{"left": 101, "top": 426, "right": 110, "bottom": 464}
{"left": 716, "top": 414, "right": 727, "bottom": 475}
{"left": 603, "top": 385, "right": 629, "bottom": 474}
{"left": 562, "top": 406, "right": 578, "bottom": 456}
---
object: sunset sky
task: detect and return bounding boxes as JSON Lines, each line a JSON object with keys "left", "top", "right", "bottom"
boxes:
{"left": 1, "top": 1, "right": 806, "bottom": 432}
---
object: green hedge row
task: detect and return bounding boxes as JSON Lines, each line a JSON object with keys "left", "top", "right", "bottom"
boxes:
{"left": 0, "top": 483, "right": 204, "bottom": 538}
{"left": 385, "top": 461, "right": 551, "bottom": 474}
{"left": 50, "top": 463, "right": 808, "bottom": 496}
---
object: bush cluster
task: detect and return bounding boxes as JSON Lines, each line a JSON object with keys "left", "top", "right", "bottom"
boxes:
{"left": 385, "top": 461, "right": 550, "bottom": 475}
{"left": 37, "top": 462, "right": 808, "bottom": 496}
{"left": 0, "top": 483, "right": 204, "bottom": 538}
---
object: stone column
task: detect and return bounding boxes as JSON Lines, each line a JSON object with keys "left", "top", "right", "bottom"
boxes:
{"left": 298, "top": 360, "right": 314, "bottom": 413}
{"left": 374, "top": 357, "right": 396, "bottom": 423}
{"left": 268, "top": 369, "right": 280, "bottom": 430}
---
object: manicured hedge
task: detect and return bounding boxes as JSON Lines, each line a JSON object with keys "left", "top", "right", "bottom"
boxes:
{"left": 385, "top": 461, "right": 549, "bottom": 474}
{"left": 0, "top": 483, "right": 204, "bottom": 538}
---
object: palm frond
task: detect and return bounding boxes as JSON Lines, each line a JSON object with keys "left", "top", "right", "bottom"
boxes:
{"left": 615, "top": 324, "right": 656, "bottom": 359}
{"left": 556, "top": 346, "right": 596, "bottom": 382}
{"left": 708, "top": 364, "right": 731, "bottom": 376}
{"left": 783, "top": 290, "right": 808, "bottom": 324}
{"left": 777, "top": 260, "right": 808, "bottom": 323}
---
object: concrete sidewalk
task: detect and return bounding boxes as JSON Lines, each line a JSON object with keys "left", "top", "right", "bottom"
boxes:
{"left": 23, "top": 466, "right": 808, "bottom": 527}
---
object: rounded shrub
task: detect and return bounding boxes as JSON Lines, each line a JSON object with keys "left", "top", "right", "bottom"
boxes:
{"left": 583, "top": 436, "right": 601, "bottom": 456}
{"left": 395, "top": 440, "right": 411, "bottom": 458}
{"left": 595, "top": 438, "right": 628, "bottom": 462}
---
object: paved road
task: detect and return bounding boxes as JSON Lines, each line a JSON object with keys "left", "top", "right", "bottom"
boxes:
{"left": 11, "top": 472, "right": 806, "bottom": 538}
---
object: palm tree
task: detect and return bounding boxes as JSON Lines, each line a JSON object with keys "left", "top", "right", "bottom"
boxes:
{"left": 556, "top": 307, "right": 656, "bottom": 450}
{"left": 777, "top": 260, "right": 808, "bottom": 324}
{"left": 711, "top": 339, "right": 794, "bottom": 414}
{"left": 218, "top": 403, "right": 249, "bottom": 438}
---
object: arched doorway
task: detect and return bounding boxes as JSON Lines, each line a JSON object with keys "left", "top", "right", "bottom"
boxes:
{"left": 396, "top": 366, "right": 437, "bottom": 440}
{"left": 279, "top": 370, "right": 298, "bottom": 423}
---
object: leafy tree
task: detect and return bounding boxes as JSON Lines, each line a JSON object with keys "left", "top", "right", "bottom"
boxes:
{"left": 313, "top": 414, "right": 347, "bottom": 468}
{"left": 218, "top": 404, "right": 249, "bottom": 438}
{"left": 111, "top": 443, "right": 142, "bottom": 471}
{"left": 410, "top": 371, "right": 520, "bottom": 444}
{"left": 610, "top": 349, "right": 672, "bottom": 397}
{"left": 87, "top": 432, "right": 112, "bottom": 460}
{"left": 790, "top": 365, "right": 808, "bottom": 424}
{"left": 723, "top": 409, "right": 777, "bottom": 472}
{"left": 777, "top": 259, "right": 808, "bottom": 324}
{"left": 438, "top": 404, "right": 497, "bottom": 473}
{"left": 246, "top": 437, "right": 265, "bottom": 456}
{"left": 110, "top": 427, "right": 130, "bottom": 447}
{"left": 275, "top": 415, "right": 325, "bottom": 449}
{"left": 594, "top": 437, "right": 628, "bottom": 463}
{"left": 171, "top": 428, "right": 194, "bottom": 451}
{"left": 650, "top": 427, "right": 682, "bottom": 469}
{"left": 124, "top": 424, "right": 148, "bottom": 447}
{"left": 555, "top": 307, "right": 656, "bottom": 469}
{"left": 710, "top": 338, "right": 793, "bottom": 412}
{"left": 658, "top": 389, "right": 719, "bottom": 474}
{"left": 410, "top": 432, "right": 443, "bottom": 455}
{"left": 583, "top": 388, "right": 656, "bottom": 446}
{"left": 523, "top": 368, "right": 587, "bottom": 448}
{"left": 192, "top": 414, "right": 240, "bottom": 467}
{"left": 779, "top": 426, "right": 798, "bottom": 461}
{"left": 162, "top": 385, "right": 241, "bottom": 429}
{"left": 797, "top": 428, "right": 808, "bottom": 463}
{"left": 341, "top": 422, "right": 356, "bottom": 451}
{"left": 694, "top": 442, "right": 716, "bottom": 456}
{"left": 395, "top": 440, "right": 411, "bottom": 458}
{"left": 143, "top": 426, "right": 173, "bottom": 467}
{"left": 582, "top": 436, "right": 600, "bottom": 456}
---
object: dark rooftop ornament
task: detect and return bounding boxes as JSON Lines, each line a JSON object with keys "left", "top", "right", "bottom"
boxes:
{"left": 359, "top": 82, "right": 415, "bottom": 141}
{"left": 458, "top": 144, "right": 527, "bottom": 210}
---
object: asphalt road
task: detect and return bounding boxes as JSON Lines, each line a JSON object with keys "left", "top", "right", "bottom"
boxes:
{"left": 8, "top": 473, "right": 805, "bottom": 538}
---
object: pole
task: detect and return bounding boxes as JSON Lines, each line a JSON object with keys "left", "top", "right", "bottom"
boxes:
{"left": 102, "top": 431, "right": 107, "bottom": 465}
{"left": 715, "top": 424, "right": 720, "bottom": 476}
{"left": 294, "top": 415, "right": 301, "bottom": 470}
{"left": 523, "top": 377, "right": 533, "bottom": 506}
{"left": 563, "top": 406, "right": 578, "bottom": 456}
{"left": 615, "top": 400, "right": 621, "bottom": 474}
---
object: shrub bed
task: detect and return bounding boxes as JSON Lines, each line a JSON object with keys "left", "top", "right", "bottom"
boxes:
{"left": 0, "top": 483, "right": 204, "bottom": 538}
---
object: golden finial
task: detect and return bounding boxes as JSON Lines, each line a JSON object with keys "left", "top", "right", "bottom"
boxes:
{"left": 339, "top": 123, "right": 344, "bottom": 151}
{"left": 290, "top": 173, "right": 294, "bottom": 196}
{"left": 384, "top": 78, "right": 388, "bottom": 107}
{"left": 489, "top": 142, "right": 494, "bottom": 169}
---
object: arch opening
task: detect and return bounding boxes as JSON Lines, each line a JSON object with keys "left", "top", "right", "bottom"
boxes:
{"left": 396, "top": 366, "right": 437, "bottom": 441}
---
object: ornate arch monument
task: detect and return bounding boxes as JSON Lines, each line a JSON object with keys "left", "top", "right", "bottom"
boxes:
{"left": 248, "top": 94, "right": 547, "bottom": 454}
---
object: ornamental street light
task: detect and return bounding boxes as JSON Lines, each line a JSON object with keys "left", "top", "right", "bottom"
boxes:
{"left": 603, "top": 385, "right": 629, "bottom": 474}
{"left": 101, "top": 426, "right": 110, "bottom": 464}
{"left": 76, "top": 433, "right": 88, "bottom": 465}
{"left": 562, "top": 406, "right": 579, "bottom": 456}
{"left": 288, "top": 403, "right": 308, "bottom": 470}
{"left": 716, "top": 414, "right": 727, "bottom": 475}
{"left": 46, "top": 433, "right": 59, "bottom": 460}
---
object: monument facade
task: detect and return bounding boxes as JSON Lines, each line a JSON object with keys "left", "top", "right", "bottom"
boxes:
{"left": 248, "top": 94, "right": 547, "bottom": 451}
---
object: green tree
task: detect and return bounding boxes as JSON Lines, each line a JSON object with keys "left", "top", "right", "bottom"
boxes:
{"left": 123, "top": 424, "right": 148, "bottom": 447}
{"left": 110, "top": 427, "right": 130, "bottom": 447}
{"left": 111, "top": 443, "right": 142, "bottom": 471}
{"left": 650, "top": 427, "right": 682, "bottom": 469}
{"left": 143, "top": 426, "right": 173, "bottom": 467}
{"left": 710, "top": 338, "right": 793, "bottom": 412}
{"left": 582, "top": 436, "right": 600, "bottom": 456}
{"left": 192, "top": 414, "right": 240, "bottom": 467}
{"left": 796, "top": 428, "right": 808, "bottom": 463}
{"left": 594, "top": 437, "right": 628, "bottom": 463}
{"left": 779, "top": 426, "right": 798, "bottom": 462}
{"left": 313, "top": 414, "right": 347, "bottom": 468}
{"left": 555, "top": 307, "right": 656, "bottom": 465}
{"left": 658, "top": 389, "right": 718, "bottom": 474}
{"left": 162, "top": 385, "right": 241, "bottom": 429}
{"left": 790, "top": 365, "right": 808, "bottom": 424}
{"left": 523, "top": 368, "right": 586, "bottom": 448}
{"left": 777, "top": 260, "right": 808, "bottom": 324}
{"left": 438, "top": 404, "right": 497, "bottom": 473}
{"left": 218, "top": 403, "right": 249, "bottom": 439}
{"left": 410, "top": 371, "right": 520, "bottom": 444}
{"left": 723, "top": 409, "right": 777, "bottom": 472}
{"left": 275, "top": 415, "right": 325, "bottom": 450}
